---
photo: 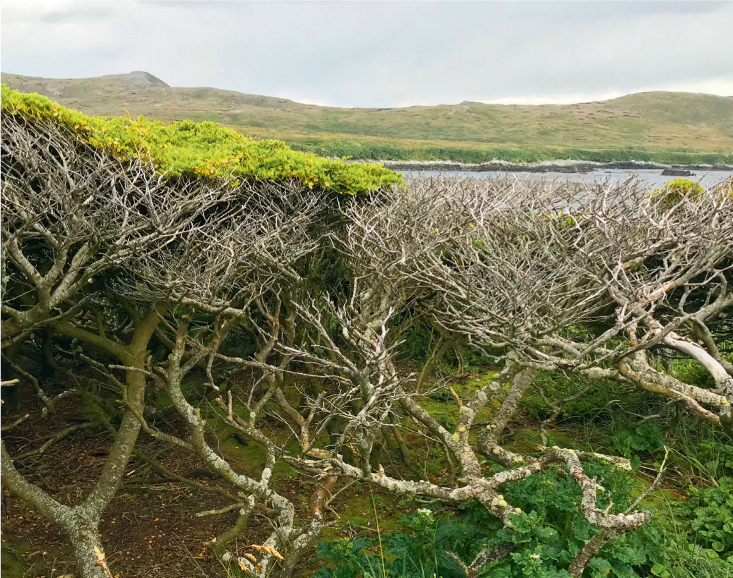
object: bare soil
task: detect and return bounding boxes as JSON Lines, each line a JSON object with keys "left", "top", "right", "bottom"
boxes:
{"left": 0, "top": 372, "right": 426, "bottom": 578}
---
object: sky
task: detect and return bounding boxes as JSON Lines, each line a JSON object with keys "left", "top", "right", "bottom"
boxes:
{"left": 2, "top": 0, "right": 732, "bottom": 108}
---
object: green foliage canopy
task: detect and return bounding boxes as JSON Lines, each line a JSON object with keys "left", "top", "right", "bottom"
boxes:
{"left": 0, "top": 86, "right": 402, "bottom": 195}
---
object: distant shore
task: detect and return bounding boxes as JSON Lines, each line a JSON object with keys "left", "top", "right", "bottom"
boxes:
{"left": 365, "top": 159, "right": 733, "bottom": 174}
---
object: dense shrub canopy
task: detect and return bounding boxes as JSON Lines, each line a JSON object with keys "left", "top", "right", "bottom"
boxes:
{"left": 0, "top": 86, "right": 402, "bottom": 194}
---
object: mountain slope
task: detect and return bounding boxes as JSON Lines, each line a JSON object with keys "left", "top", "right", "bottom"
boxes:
{"left": 3, "top": 71, "right": 733, "bottom": 154}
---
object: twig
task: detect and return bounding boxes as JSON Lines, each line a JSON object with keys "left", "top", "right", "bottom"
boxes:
{"left": 624, "top": 446, "right": 669, "bottom": 514}
{"left": 195, "top": 502, "right": 247, "bottom": 518}
{"left": 1, "top": 413, "right": 29, "bottom": 431}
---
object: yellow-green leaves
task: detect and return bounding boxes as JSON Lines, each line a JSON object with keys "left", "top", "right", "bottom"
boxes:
{"left": 650, "top": 178, "right": 705, "bottom": 208}
{"left": 1, "top": 86, "right": 402, "bottom": 195}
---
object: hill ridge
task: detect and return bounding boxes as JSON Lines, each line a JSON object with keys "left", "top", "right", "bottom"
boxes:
{"left": 3, "top": 71, "right": 733, "bottom": 155}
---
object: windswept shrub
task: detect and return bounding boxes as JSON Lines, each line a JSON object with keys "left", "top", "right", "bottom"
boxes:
{"left": 0, "top": 85, "right": 402, "bottom": 194}
{"left": 651, "top": 178, "right": 705, "bottom": 208}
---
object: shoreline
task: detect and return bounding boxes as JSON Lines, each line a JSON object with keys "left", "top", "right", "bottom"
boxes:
{"left": 356, "top": 159, "right": 733, "bottom": 174}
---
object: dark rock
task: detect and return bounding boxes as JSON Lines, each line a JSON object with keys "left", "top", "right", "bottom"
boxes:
{"left": 661, "top": 169, "right": 694, "bottom": 176}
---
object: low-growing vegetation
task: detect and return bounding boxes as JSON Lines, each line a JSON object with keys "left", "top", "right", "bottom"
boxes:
{"left": 286, "top": 138, "right": 733, "bottom": 166}
{"left": 1, "top": 97, "right": 732, "bottom": 578}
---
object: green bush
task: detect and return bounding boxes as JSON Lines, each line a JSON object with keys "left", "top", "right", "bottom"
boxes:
{"left": 650, "top": 179, "right": 705, "bottom": 208}
{"left": 0, "top": 86, "right": 402, "bottom": 195}
{"left": 313, "top": 462, "right": 665, "bottom": 578}
{"left": 675, "top": 477, "right": 733, "bottom": 558}
{"left": 481, "top": 462, "right": 663, "bottom": 578}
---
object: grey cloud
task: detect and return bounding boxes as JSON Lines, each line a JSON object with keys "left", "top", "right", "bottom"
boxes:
{"left": 39, "top": 6, "right": 115, "bottom": 23}
{"left": 2, "top": 0, "right": 731, "bottom": 107}
{"left": 142, "top": 1, "right": 232, "bottom": 11}
{"left": 2, "top": 1, "right": 113, "bottom": 24}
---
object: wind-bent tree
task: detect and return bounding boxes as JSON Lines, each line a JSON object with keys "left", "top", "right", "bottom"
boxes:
{"left": 395, "top": 177, "right": 733, "bottom": 428}
{"left": 163, "top": 175, "right": 730, "bottom": 577}
{"left": 1, "top": 88, "right": 399, "bottom": 578}
{"left": 0, "top": 111, "right": 316, "bottom": 578}
{"left": 117, "top": 179, "right": 342, "bottom": 577}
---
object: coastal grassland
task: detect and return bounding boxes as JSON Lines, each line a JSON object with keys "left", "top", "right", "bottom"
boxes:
{"left": 227, "top": 125, "right": 733, "bottom": 165}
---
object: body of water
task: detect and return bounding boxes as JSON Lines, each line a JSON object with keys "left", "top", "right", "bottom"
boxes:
{"left": 399, "top": 168, "right": 733, "bottom": 188}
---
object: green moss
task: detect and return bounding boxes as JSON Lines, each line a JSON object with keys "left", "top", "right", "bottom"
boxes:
{"left": 1, "top": 539, "right": 68, "bottom": 577}
{"left": 1, "top": 86, "right": 402, "bottom": 195}
{"left": 1, "top": 541, "right": 29, "bottom": 577}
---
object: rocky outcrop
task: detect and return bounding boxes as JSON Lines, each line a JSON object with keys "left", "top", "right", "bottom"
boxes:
{"left": 661, "top": 168, "right": 694, "bottom": 176}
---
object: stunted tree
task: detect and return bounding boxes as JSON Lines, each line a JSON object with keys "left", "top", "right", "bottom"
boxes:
{"left": 393, "top": 177, "right": 733, "bottom": 430}
{"left": 0, "top": 112, "right": 324, "bottom": 578}
{"left": 113, "top": 179, "right": 340, "bottom": 577}
{"left": 1, "top": 89, "right": 401, "bottom": 578}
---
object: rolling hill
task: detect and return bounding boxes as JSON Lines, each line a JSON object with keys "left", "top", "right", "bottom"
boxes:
{"left": 3, "top": 71, "right": 733, "bottom": 162}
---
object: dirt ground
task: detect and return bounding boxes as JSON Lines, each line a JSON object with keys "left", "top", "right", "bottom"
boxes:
{"left": 1, "top": 377, "right": 321, "bottom": 578}
{"left": 0, "top": 372, "right": 433, "bottom": 578}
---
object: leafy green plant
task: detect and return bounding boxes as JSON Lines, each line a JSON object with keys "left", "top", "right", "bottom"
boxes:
{"left": 314, "top": 510, "right": 486, "bottom": 578}
{"left": 479, "top": 462, "right": 664, "bottom": 578}
{"left": 313, "top": 462, "right": 667, "bottom": 578}
{"left": 314, "top": 537, "right": 382, "bottom": 578}
{"left": 674, "top": 477, "right": 733, "bottom": 558}
{"left": 656, "top": 498, "right": 733, "bottom": 578}
{"left": 652, "top": 541, "right": 733, "bottom": 578}
{"left": 608, "top": 424, "right": 665, "bottom": 459}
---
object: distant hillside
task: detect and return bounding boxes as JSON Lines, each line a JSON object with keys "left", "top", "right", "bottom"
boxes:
{"left": 3, "top": 71, "right": 733, "bottom": 161}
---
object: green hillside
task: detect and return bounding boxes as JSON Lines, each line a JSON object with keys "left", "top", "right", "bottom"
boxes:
{"left": 3, "top": 71, "right": 733, "bottom": 162}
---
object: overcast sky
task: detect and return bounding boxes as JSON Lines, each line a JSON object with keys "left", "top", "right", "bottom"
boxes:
{"left": 2, "top": 0, "right": 732, "bottom": 108}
